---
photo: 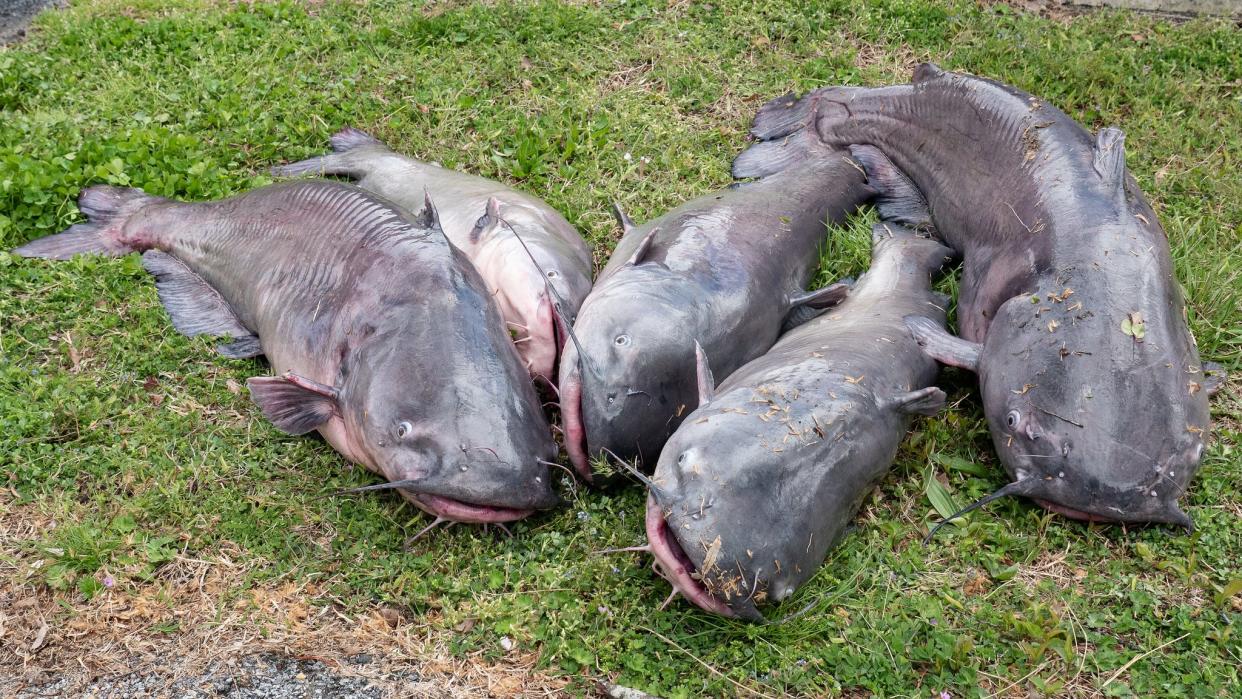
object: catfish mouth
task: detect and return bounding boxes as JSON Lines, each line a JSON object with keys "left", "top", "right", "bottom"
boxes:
{"left": 1003, "top": 474, "right": 1187, "bottom": 528}
{"left": 1033, "top": 498, "right": 1115, "bottom": 523}
{"left": 406, "top": 492, "right": 535, "bottom": 524}
{"left": 1031, "top": 496, "right": 1192, "bottom": 529}
{"left": 644, "top": 495, "right": 736, "bottom": 618}
{"left": 560, "top": 365, "right": 592, "bottom": 482}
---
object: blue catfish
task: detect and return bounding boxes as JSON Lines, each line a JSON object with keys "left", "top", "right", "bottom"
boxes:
{"left": 559, "top": 153, "right": 873, "bottom": 482}
{"left": 273, "top": 128, "right": 593, "bottom": 386}
{"left": 645, "top": 224, "right": 951, "bottom": 619}
{"left": 740, "top": 64, "right": 1224, "bottom": 527}
{"left": 14, "top": 181, "right": 559, "bottom": 523}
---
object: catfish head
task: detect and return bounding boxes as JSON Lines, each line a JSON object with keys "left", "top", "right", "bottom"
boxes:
{"left": 559, "top": 271, "right": 702, "bottom": 482}
{"left": 249, "top": 262, "right": 559, "bottom": 524}
{"left": 470, "top": 197, "right": 591, "bottom": 385}
{"left": 645, "top": 353, "right": 944, "bottom": 619}
{"left": 344, "top": 318, "right": 560, "bottom": 521}
{"left": 909, "top": 268, "right": 1213, "bottom": 528}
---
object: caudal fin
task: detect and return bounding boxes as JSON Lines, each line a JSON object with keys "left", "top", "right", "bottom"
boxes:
{"left": 732, "top": 88, "right": 857, "bottom": 180}
{"left": 271, "top": 126, "right": 388, "bottom": 178}
{"left": 13, "top": 186, "right": 161, "bottom": 259}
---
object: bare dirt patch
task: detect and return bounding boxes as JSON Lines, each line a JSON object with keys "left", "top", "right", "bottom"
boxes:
{"left": 0, "top": 499, "right": 570, "bottom": 699}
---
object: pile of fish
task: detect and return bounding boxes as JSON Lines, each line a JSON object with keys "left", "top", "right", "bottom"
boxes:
{"left": 15, "top": 64, "right": 1225, "bottom": 620}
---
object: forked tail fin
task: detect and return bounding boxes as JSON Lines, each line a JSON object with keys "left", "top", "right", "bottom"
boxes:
{"left": 271, "top": 126, "right": 389, "bottom": 178}
{"left": 13, "top": 186, "right": 163, "bottom": 259}
{"left": 731, "top": 88, "right": 858, "bottom": 180}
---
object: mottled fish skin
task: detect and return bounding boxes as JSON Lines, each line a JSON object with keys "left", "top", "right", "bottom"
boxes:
{"left": 743, "top": 64, "right": 1211, "bottom": 527}
{"left": 14, "top": 180, "right": 558, "bottom": 522}
{"left": 272, "top": 128, "right": 593, "bottom": 387}
{"left": 559, "top": 153, "right": 872, "bottom": 483}
{"left": 646, "top": 225, "right": 952, "bottom": 619}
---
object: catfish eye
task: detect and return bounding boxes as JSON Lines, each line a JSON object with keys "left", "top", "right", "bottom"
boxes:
{"left": 1005, "top": 410, "right": 1021, "bottom": 429}
{"left": 546, "top": 270, "right": 558, "bottom": 279}
{"left": 396, "top": 421, "right": 413, "bottom": 439}
{"left": 614, "top": 334, "right": 631, "bottom": 347}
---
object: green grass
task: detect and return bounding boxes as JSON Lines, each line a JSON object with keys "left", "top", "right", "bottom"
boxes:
{"left": 2, "top": 0, "right": 1240, "bottom": 696}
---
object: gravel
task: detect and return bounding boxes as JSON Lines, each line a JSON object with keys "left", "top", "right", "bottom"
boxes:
{"left": 11, "top": 653, "right": 416, "bottom": 699}
{"left": 0, "top": 0, "right": 64, "bottom": 44}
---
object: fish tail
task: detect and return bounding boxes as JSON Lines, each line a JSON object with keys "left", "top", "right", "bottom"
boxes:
{"left": 329, "top": 126, "right": 384, "bottom": 151}
{"left": 732, "top": 89, "right": 852, "bottom": 179}
{"left": 12, "top": 186, "right": 162, "bottom": 259}
{"left": 270, "top": 126, "right": 388, "bottom": 178}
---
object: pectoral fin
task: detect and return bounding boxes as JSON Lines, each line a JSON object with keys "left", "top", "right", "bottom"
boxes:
{"left": 247, "top": 372, "right": 340, "bottom": 435}
{"left": 694, "top": 341, "right": 715, "bottom": 407}
{"left": 1202, "top": 361, "right": 1227, "bottom": 397}
{"left": 904, "top": 316, "right": 980, "bottom": 371}
{"left": 883, "top": 386, "right": 947, "bottom": 416}
{"left": 626, "top": 228, "right": 659, "bottom": 266}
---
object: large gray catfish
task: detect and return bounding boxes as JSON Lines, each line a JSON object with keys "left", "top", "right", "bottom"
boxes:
{"left": 644, "top": 224, "right": 951, "bottom": 619}
{"left": 559, "top": 153, "right": 873, "bottom": 482}
{"left": 14, "top": 180, "right": 559, "bottom": 523}
{"left": 739, "top": 64, "right": 1224, "bottom": 527}
{"left": 273, "top": 128, "right": 594, "bottom": 386}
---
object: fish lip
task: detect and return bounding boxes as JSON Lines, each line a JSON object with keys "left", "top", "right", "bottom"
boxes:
{"left": 406, "top": 492, "right": 536, "bottom": 523}
{"left": 1032, "top": 496, "right": 1192, "bottom": 529}
{"left": 1033, "top": 498, "right": 1116, "bottom": 523}
{"left": 560, "top": 365, "right": 592, "bottom": 483}
{"left": 644, "top": 495, "right": 738, "bottom": 618}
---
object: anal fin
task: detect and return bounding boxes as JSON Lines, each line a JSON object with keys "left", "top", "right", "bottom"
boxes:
{"left": 218, "top": 336, "right": 264, "bottom": 359}
{"left": 141, "top": 251, "right": 262, "bottom": 358}
{"left": 849, "top": 145, "right": 933, "bottom": 231}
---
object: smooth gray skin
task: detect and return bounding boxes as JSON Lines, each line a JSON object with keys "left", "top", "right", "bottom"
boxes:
{"left": 739, "top": 63, "right": 1212, "bottom": 527}
{"left": 272, "top": 127, "right": 594, "bottom": 386}
{"left": 645, "top": 225, "right": 952, "bottom": 619}
{"left": 558, "top": 153, "right": 872, "bottom": 482}
{"left": 14, "top": 180, "right": 558, "bottom": 523}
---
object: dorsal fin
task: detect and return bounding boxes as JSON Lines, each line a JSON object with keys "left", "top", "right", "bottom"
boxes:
{"left": 912, "top": 63, "right": 945, "bottom": 84}
{"left": 470, "top": 198, "right": 503, "bottom": 243}
{"left": 883, "top": 386, "right": 946, "bottom": 416}
{"left": 694, "top": 341, "right": 715, "bottom": 407}
{"left": 1093, "top": 127, "right": 1127, "bottom": 188}
{"left": 627, "top": 228, "right": 658, "bottom": 266}
{"left": 789, "top": 279, "right": 851, "bottom": 310}
{"left": 612, "top": 202, "right": 636, "bottom": 233}
{"left": 414, "top": 190, "right": 442, "bottom": 232}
